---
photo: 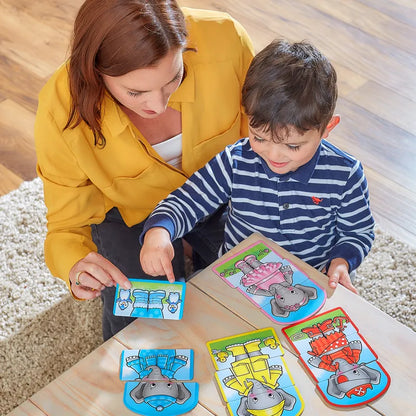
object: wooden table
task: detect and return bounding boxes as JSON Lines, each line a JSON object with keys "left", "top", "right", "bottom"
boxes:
{"left": 8, "top": 233, "right": 416, "bottom": 416}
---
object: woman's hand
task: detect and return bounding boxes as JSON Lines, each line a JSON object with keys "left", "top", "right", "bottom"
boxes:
{"left": 325, "top": 257, "right": 358, "bottom": 294}
{"left": 140, "top": 227, "right": 176, "bottom": 283}
{"left": 69, "top": 252, "right": 131, "bottom": 299}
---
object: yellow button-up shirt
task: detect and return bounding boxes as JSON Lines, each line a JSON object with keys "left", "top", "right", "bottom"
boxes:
{"left": 35, "top": 8, "right": 254, "bottom": 287}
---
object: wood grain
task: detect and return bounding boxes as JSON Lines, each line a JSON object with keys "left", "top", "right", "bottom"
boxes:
{"left": 0, "top": 0, "right": 415, "bottom": 248}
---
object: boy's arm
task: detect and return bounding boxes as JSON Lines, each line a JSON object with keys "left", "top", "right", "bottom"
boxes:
{"left": 327, "top": 161, "right": 375, "bottom": 273}
{"left": 140, "top": 146, "right": 235, "bottom": 280}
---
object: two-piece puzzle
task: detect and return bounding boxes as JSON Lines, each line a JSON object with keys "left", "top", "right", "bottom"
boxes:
{"left": 207, "top": 328, "right": 304, "bottom": 416}
{"left": 113, "top": 279, "right": 186, "bottom": 320}
{"left": 120, "top": 348, "right": 198, "bottom": 415}
{"left": 282, "top": 307, "right": 391, "bottom": 408}
{"left": 212, "top": 241, "right": 326, "bottom": 325}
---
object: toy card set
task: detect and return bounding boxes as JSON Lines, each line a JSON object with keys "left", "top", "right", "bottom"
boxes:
{"left": 114, "top": 241, "right": 391, "bottom": 415}
{"left": 207, "top": 241, "right": 390, "bottom": 414}
{"left": 114, "top": 280, "right": 198, "bottom": 415}
{"left": 212, "top": 241, "right": 327, "bottom": 325}
{"left": 120, "top": 348, "right": 199, "bottom": 415}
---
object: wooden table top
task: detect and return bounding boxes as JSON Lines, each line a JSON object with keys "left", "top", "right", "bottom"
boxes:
{"left": 9, "top": 233, "right": 416, "bottom": 416}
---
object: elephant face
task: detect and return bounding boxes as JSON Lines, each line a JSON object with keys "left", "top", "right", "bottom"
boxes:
{"left": 270, "top": 283, "right": 317, "bottom": 316}
{"left": 236, "top": 379, "right": 296, "bottom": 416}
{"left": 327, "top": 361, "right": 381, "bottom": 399}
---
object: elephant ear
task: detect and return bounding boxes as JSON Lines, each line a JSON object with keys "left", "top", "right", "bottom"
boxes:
{"left": 276, "top": 388, "right": 296, "bottom": 411}
{"left": 271, "top": 298, "right": 289, "bottom": 317}
{"left": 129, "top": 381, "right": 146, "bottom": 404}
{"left": 362, "top": 365, "right": 381, "bottom": 384}
{"left": 236, "top": 396, "right": 250, "bottom": 416}
{"left": 327, "top": 375, "right": 345, "bottom": 399}
{"left": 294, "top": 284, "right": 318, "bottom": 300}
{"left": 175, "top": 381, "right": 192, "bottom": 404}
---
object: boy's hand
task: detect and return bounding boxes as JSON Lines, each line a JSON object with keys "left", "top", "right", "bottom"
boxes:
{"left": 140, "top": 227, "right": 176, "bottom": 283}
{"left": 325, "top": 258, "right": 358, "bottom": 294}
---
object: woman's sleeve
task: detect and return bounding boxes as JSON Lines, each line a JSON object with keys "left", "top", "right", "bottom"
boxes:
{"left": 35, "top": 107, "right": 105, "bottom": 289}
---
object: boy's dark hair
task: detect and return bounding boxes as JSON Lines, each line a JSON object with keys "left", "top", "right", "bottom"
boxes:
{"left": 242, "top": 39, "right": 337, "bottom": 141}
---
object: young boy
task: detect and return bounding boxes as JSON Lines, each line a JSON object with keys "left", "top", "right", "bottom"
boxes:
{"left": 139, "top": 39, "right": 375, "bottom": 293}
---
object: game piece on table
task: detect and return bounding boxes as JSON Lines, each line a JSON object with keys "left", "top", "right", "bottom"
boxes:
{"left": 282, "top": 307, "right": 391, "bottom": 408}
{"left": 113, "top": 279, "right": 186, "bottom": 320}
{"left": 120, "top": 348, "right": 198, "bottom": 415}
{"left": 207, "top": 328, "right": 304, "bottom": 416}
{"left": 212, "top": 240, "right": 326, "bottom": 325}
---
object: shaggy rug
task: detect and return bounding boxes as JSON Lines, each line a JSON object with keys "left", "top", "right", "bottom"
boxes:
{"left": 0, "top": 178, "right": 415, "bottom": 415}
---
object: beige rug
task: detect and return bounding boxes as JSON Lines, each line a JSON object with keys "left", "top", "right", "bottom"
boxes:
{"left": 0, "top": 178, "right": 415, "bottom": 415}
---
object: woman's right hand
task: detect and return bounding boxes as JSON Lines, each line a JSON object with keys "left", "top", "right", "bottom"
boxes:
{"left": 69, "top": 252, "right": 132, "bottom": 299}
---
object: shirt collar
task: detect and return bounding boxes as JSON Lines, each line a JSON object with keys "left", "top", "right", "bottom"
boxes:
{"left": 260, "top": 142, "right": 322, "bottom": 183}
{"left": 169, "top": 50, "right": 195, "bottom": 104}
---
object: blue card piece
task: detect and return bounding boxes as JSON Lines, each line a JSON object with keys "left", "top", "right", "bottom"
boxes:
{"left": 120, "top": 348, "right": 198, "bottom": 415}
{"left": 124, "top": 381, "right": 199, "bottom": 415}
{"left": 113, "top": 279, "right": 186, "bottom": 320}
{"left": 282, "top": 307, "right": 391, "bottom": 408}
{"left": 213, "top": 241, "right": 326, "bottom": 324}
{"left": 120, "top": 349, "right": 194, "bottom": 381}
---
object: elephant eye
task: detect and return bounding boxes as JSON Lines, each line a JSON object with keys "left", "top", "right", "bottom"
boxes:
{"left": 167, "top": 383, "right": 172, "bottom": 388}
{"left": 268, "top": 393, "right": 274, "bottom": 397}
{"left": 253, "top": 397, "right": 258, "bottom": 402}
{"left": 151, "top": 383, "right": 156, "bottom": 388}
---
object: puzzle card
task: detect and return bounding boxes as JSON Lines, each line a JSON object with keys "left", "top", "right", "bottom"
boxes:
{"left": 212, "top": 240, "right": 326, "bottom": 324}
{"left": 282, "top": 307, "right": 391, "bottom": 408}
{"left": 207, "top": 328, "right": 304, "bottom": 416}
{"left": 120, "top": 348, "right": 198, "bottom": 416}
{"left": 113, "top": 279, "right": 186, "bottom": 320}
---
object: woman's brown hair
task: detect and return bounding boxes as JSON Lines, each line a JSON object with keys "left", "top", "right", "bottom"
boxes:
{"left": 65, "top": 0, "right": 188, "bottom": 146}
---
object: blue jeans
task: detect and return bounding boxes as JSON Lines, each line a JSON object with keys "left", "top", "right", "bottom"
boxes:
{"left": 91, "top": 206, "right": 226, "bottom": 341}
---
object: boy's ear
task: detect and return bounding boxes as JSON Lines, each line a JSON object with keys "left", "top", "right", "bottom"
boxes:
{"left": 322, "top": 115, "right": 340, "bottom": 138}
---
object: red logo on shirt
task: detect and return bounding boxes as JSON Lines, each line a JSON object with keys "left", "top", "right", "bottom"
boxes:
{"left": 312, "top": 196, "right": 323, "bottom": 205}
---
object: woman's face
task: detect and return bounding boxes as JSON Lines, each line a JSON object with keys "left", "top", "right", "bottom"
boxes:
{"left": 102, "top": 48, "right": 184, "bottom": 119}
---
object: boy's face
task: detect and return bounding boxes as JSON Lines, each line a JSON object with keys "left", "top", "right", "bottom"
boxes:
{"left": 248, "top": 116, "right": 339, "bottom": 175}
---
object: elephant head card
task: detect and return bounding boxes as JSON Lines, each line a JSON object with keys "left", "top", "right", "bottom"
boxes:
{"left": 113, "top": 279, "right": 186, "bottom": 320}
{"left": 120, "top": 348, "right": 198, "bottom": 415}
{"left": 212, "top": 240, "right": 326, "bottom": 324}
{"left": 207, "top": 328, "right": 304, "bottom": 416}
{"left": 282, "top": 307, "right": 391, "bottom": 408}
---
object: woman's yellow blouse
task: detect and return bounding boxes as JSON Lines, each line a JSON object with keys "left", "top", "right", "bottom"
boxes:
{"left": 35, "top": 7, "right": 254, "bottom": 287}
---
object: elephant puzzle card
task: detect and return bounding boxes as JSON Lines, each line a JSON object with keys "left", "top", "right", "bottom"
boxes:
{"left": 120, "top": 348, "right": 198, "bottom": 415}
{"left": 207, "top": 328, "right": 304, "bottom": 416}
{"left": 212, "top": 240, "right": 326, "bottom": 324}
{"left": 113, "top": 279, "right": 186, "bottom": 320}
{"left": 282, "top": 307, "right": 391, "bottom": 408}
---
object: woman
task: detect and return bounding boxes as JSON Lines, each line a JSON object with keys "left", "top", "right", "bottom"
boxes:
{"left": 35, "top": 0, "right": 254, "bottom": 340}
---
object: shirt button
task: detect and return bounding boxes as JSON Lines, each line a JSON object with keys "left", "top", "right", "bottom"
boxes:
{"left": 283, "top": 203, "right": 289, "bottom": 209}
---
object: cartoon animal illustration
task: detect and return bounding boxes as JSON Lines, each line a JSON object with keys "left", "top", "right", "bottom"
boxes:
{"left": 126, "top": 351, "right": 192, "bottom": 412}
{"left": 212, "top": 349, "right": 229, "bottom": 363}
{"left": 223, "top": 338, "right": 296, "bottom": 416}
{"left": 236, "top": 378, "right": 296, "bottom": 416}
{"left": 235, "top": 254, "right": 317, "bottom": 317}
{"left": 302, "top": 316, "right": 381, "bottom": 399}
{"left": 115, "top": 288, "right": 133, "bottom": 311}
{"left": 166, "top": 291, "right": 181, "bottom": 313}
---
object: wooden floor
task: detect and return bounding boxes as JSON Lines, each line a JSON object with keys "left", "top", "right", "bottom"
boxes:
{"left": 1, "top": 0, "right": 415, "bottom": 247}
